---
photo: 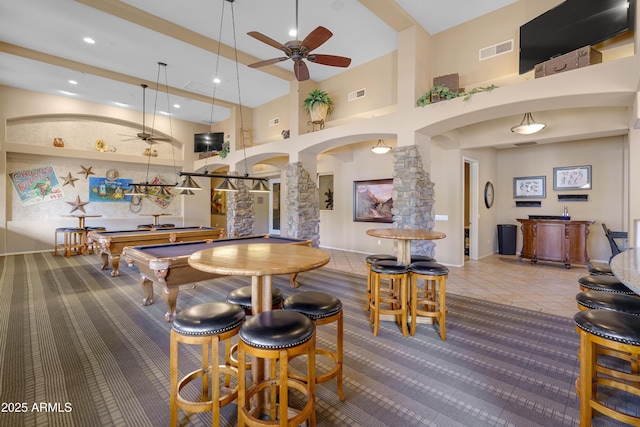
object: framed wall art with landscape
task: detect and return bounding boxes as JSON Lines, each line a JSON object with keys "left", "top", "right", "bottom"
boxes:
{"left": 353, "top": 179, "right": 393, "bottom": 223}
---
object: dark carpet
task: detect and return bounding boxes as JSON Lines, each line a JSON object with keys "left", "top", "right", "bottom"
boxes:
{"left": 0, "top": 252, "right": 584, "bottom": 426}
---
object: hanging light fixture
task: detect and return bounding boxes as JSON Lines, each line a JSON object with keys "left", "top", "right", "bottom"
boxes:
{"left": 178, "top": 0, "right": 269, "bottom": 193}
{"left": 511, "top": 112, "right": 546, "bottom": 135}
{"left": 174, "top": 175, "right": 202, "bottom": 191}
{"left": 177, "top": 188, "right": 196, "bottom": 196}
{"left": 371, "top": 139, "right": 392, "bottom": 154}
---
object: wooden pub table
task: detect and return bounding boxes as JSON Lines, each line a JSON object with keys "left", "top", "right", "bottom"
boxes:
{"left": 188, "top": 243, "right": 330, "bottom": 417}
{"left": 366, "top": 228, "right": 446, "bottom": 265}
{"left": 611, "top": 248, "right": 640, "bottom": 294}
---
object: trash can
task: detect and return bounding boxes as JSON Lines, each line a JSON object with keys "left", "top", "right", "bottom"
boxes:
{"left": 497, "top": 224, "right": 517, "bottom": 255}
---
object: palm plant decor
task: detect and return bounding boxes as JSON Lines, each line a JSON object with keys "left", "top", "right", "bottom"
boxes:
{"left": 303, "top": 89, "right": 334, "bottom": 122}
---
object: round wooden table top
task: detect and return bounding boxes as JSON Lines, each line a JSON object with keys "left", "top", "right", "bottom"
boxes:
{"left": 366, "top": 228, "right": 446, "bottom": 241}
{"left": 188, "top": 243, "right": 330, "bottom": 277}
{"left": 611, "top": 248, "right": 640, "bottom": 295}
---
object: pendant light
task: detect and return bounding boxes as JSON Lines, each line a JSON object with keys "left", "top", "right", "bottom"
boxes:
{"left": 511, "top": 112, "right": 546, "bottom": 135}
{"left": 371, "top": 139, "right": 392, "bottom": 154}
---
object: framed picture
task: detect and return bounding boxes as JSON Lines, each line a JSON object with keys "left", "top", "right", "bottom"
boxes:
{"left": 513, "top": 176, "right": 546, "bottom": 198}
{"left": 553, "top": 165, "right": 592, "bottom": 190}
{"left": 353, "top": 179, "right": 393, "bottom": 222}
{"left": 318, "top": 174, "right": 334, "bottom": 210}
{"left": 211, "top": 189, "right": 226, "bottom": 215}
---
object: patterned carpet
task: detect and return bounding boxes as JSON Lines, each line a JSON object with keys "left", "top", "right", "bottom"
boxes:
{"left": 0, "top": 252, "right": 583, "bottom": 426}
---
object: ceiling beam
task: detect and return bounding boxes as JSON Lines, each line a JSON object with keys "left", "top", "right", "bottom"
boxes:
{"left": 358, "top": 0, "right": 419, "bottom": 32}
{"left": 75, "top": 0, "right": 295, "bottom": 82}
{"left": 0, "top": 42, "right": 236, "bottom": 110}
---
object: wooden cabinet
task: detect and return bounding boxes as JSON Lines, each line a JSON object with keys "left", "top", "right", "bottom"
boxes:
{"left": 516, "top": 219, "right": 595, "bottom": 268}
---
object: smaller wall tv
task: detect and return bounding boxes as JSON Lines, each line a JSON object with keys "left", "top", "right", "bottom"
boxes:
{"left": 194, "top": 132, "right": 224, "bottom": 153}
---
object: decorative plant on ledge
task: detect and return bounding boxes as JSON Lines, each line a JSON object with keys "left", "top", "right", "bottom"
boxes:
{"left": 303, "top": 89, "right": 334, "bottom": 122}
{"left": 218, "top": 141, "right": 230, "bottom": 159}
{"left": 417, "top": 84, "right": 498, "bottom": 107}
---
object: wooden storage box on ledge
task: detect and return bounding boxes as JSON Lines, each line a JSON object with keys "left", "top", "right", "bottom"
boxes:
{"left": 430, "top": 73, "right": 463, "bottom": 103}
{"left": 534, "top": 46, "right": 602, "bottom": 78}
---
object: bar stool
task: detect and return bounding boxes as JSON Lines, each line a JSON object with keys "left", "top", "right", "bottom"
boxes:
{"left": 578, "top": 275, "right": 635, "bottom": 294}
{"left": 369, "top": 260, "right": 409, "bottom": 337}
{"left": 283, "top": 291, "right": 344, "bottom": 401}
{"left": 574, "top": 310, "right": 640, "bottom": 426}
{"left": 54, "top": 227, "right": 71, "bottom": 256}
{"left": 576, "top": 291, "right": 640, "bottom": 314}
{"left": 365, "top": 254, "right": 396, "bottom": 311}
{"left": 54, "top": 227, "right": 85, "bottom": 256}
{"left": 588, "top": 263, "right": 614, "bottom": 276}
{"left": 408, "top": 261, "right": 448, "bottom": 340}
{"left": 226, "top": 285, "right": 284, "bottom": 315}
{"left": 169, "top": 302, "right": 245, "bottom": 427}
{"left": 237, "top": 310, "right": 316, "bottom": 427}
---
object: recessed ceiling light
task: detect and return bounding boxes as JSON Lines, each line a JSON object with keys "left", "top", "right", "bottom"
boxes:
{"left": 59, "top": 90, "right": 76, "bottom": 96}
{"left": 173, "top": 104, "right": 181, "bottom": 109}
{"left": 83, "top": 37, "right": 95, "bottom": 44}
{"left": 114, "top": 102, "right": 128, "bottom": 107}
{"left": 68, "top": 80, "right": 78, "bottom": 85}
{"left": 213, "top": 77, "right": 221, "bottom": 84}
{"left": 289, "top": 29, "right": 297, "bottom": 37}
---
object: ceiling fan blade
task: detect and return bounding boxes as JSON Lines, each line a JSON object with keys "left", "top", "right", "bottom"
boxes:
{"left": 301, "top": 26, "right": 333, "bottom": 52}
{"left": 148, "top": 137, "right": 172, "bottom": 143}
{"left": 294, "top": 61, "right": 310, "bottom": 81}
{"left": 247, "top": 31, "right": 289, "bottom": 52}
{"left": 248, "top": 57, "right": 289, "bottom": 68}
{"left": 308, "top": 54, "right": 352, "bottom": 68}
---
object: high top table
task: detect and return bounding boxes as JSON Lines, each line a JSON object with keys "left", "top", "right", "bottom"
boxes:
{"left": 188, "top": 243, "right": 330, "bottom": 416}
{"left": 611, "top": 248, "right": 640, "bottom": 294}
{"left": 366, "top": 228, "right": 446, "bottom": 265}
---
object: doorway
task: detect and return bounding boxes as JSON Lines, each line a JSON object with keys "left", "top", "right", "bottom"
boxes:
{"left": 464, "top": 158, "right": 479, "bottom": 261}
{"left": 269, "top": 179, "right": 281, "bottom": 235}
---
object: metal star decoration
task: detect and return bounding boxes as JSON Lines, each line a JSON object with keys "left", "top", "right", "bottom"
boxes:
{"left": 78, "top": 165, "right": 95, "bottom": 179}
{"left": 66, "top": 196, "right": 90, "bottom": 213}
{"left": 61, "top": 172, "right": 79, "bottom": 187}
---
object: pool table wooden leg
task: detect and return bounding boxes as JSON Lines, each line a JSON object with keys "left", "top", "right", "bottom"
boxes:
{"left": 110, "top": 255, "right": 121, "bottom": 277}
{"left": 140, "top": 277, "right": 155, "bottom": 307}
{"left": 162, "top": 286, "right": 179, "bottom": 322}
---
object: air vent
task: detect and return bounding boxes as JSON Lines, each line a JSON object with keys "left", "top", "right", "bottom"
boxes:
{"left": 348, "top": 88, "right": 366, "bottom": 101}
{"left": 514, "top": 141, "right": 538, "bottom": 147}
{"left": 183, "top": 80, "right": 212, "bottom": 95}
{"left": 479, "top": 39, "right": 513, "bottom": 61}
{"left": 268, "top": 117, "right": 280, "bottom": 127}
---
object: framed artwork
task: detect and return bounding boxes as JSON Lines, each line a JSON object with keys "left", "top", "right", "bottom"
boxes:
{"left": 89, "top": 177, "right": 132, "bottom": 202}
{"left": 211, "top": 189, "right": 226, "bottom": 214}
{"left": 513, "top": 176, "right": 546, "bottom": 198}
{"left": 353, "top": 179, "right": 393, "bottom": 223}
{"left": 553, "top": 165, "right": 592, "bottom": 190}
{"left": 318, "top": 174, "right": 334, "bottom": 210}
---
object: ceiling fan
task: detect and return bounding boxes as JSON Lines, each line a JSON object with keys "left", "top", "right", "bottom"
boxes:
{"left": 120, "top": 83, "right": 171, "bottom": 144}
{"left": 247, "top": 0, "right": 351, "bottom": 81}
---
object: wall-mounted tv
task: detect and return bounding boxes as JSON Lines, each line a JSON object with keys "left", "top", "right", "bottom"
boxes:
{"left": 194, "top": 132, "right": 224, "bottom": 153}
{"left": 519, "top": 0, "right": 635, "bottom": 75}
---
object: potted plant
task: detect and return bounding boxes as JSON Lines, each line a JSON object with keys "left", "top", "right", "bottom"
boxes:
{"left": 417, "top": 84, "right": 498, "bottom": 107}
{"left": 303, "top": 89, "right": 334, "bottom": 122}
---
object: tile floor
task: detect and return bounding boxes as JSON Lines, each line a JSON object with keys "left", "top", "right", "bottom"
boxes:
{"left": 322, "top": 249, "right": 591, "bottom": 318}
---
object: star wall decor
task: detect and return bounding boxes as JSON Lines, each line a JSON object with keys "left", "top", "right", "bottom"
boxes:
{"left": 77, "top": 165, "right": 95, "bottom": 179}
{"left": 66, "top": 196, "right": 89, "bottom": 213}
{"left": 61, "top": 172, "right": 79, "bottom": 187}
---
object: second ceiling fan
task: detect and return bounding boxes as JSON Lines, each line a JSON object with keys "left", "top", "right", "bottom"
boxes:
{"left": 247, "top": 0, "right": 351, "bottom": 81}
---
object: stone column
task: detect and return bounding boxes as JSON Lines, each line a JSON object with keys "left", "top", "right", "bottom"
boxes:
{"left": 392, "top": 145, "right": 436, "bottom": 256}
{"left": 285, "top": 162, "right": 320, "bottom": 247}
{"left": 225, "top": 179, "right": 255, "bottom": 237}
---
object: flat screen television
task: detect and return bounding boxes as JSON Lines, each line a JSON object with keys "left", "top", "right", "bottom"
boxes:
{"left": 194, "top": 132, "right": 224, "bottom": 153}
{"left": 519, "top": 0, "right": 635, "bottom": 74}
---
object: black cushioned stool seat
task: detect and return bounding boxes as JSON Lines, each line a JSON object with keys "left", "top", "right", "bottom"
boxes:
{"left": 576, "top": 291, "right": 640, "bottom": 314}
{"left": 578, "top": 275, "right": 634, "bottom": 294}
{"left": 574, "top": 310, "right": 640, "bottom": 426}
{"left": 237, "top": 310, "right": 316, "bottom": 426}
{"left": 170, "top": 302, "right": 245, "bottom": 427}
{"left": 588, "top": 263, "right": 614, "bottom": 276}
{"left": 137, "top": 224, "right": 155, "bottom": 230}
{"left": 410, "top": 255, "right": 437, "bottom": 263}
{"left": 226, "top": 285, "right": 283, "bottom": 315}
{"left": 365, "top": 254, "right": 397, "bottom": 311}
{"left": 369, "top": 261, "right": 410, "bottom": 337}
{"left": 409, "top": 261, "right": 449, "bottom": 340}
{"left": 283, "top": 291, "right": 345, "bottom": 400}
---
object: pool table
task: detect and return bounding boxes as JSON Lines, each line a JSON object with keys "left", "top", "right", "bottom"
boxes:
{"left": 88, "top": 226, "right": 225, "bottom": 277}
{"left": 122, "top": 234, "right": 312, "bottom": 321}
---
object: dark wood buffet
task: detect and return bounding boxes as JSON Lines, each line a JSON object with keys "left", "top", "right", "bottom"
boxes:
{"left": 516, "top": 218, "right": 595, "bottom": 268}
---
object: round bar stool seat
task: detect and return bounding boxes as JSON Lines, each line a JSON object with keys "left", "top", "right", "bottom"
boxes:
{"left": 369, "top": 261, "right": 409, "bottom": 337}
{"left": 157, "top": 223, "right": 175, "bottom": 228}
{"left": 365, "top": 254, "right": 396, "bottom": 311}
{"left": 574, "top": 310, "right": 640, "bottom": 426}
{"left": 237, "top": 310, "right": 316, "bottom": 427}
{"left": 410, "top": 255, "right": 437, "bottom": 263}
{"left": 578, "top": 275, "right": 634, "bottom": 294}
{"left": 170, "top": 302, "right": 245, "bottom": 427}
{"left": 226, "top": 285, "right": 283, "bottom": 315}
{"left": 576, "top": 291, "right": 640, "bottom": 314}
{"left": 409, "top": 261, "right": 448, "bottom": 340}
{"left": 137, "top": 224, "right": 155, "bottom": 230}
{"left": 283, "top": 291, "right": 345, "bottom": 401}
{"left": 588, "top": 263, "right": 614, "bottom": 276}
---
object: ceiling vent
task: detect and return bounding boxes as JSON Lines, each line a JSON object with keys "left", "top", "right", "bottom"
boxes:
{"left": 479, "top": 39, "right": 513, "bottom": 61}
{"left": 268, "top": 117, "right": 280, "bottom": 127}
{"left": 183, "top": 80, "right": 213, "bottom": 95}
{"left": 514, "top": 141, "right": 538, "bottom": 147}
{"left": 348, "top": 88, "right": 366, "bottom": 101}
